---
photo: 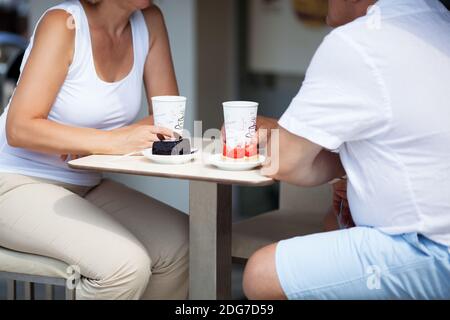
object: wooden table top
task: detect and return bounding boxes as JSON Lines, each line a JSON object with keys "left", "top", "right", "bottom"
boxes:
{"left": 68, "top": 139, "right": 274, "bottom": 187}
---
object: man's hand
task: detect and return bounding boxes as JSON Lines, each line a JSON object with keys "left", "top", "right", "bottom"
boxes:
{"left": 262, "top": 126, "right": 345, "bottom": 187}
{"left": 332, "top": 179, "right": 355, "bottom": 228}
{"left": 255, "top": 116, "right": 279, "bottom": 147}
{"left": 221, "top": 116, "right": 278, "bottom": 145}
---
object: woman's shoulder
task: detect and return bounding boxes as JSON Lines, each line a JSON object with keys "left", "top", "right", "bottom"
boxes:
{"left": 141, "top": 4, "right": 164, "bottom": 23}
{"left": 141, "top": 6, "right": 166, "bottom": 36}
{"left": 35, "top": 10, "right": 75, "bottom": 44}
{"left": 31, "top": 10, "right": 75, "bottom": 64}
{"left": 140, "top": 5, "right": 168, "bottom": 48}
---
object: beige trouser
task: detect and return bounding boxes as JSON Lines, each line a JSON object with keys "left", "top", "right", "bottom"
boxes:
{"left": 0, "top": 173, "right": 189, "bottom": 300}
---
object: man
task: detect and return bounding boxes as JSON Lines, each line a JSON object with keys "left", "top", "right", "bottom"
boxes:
{"left": 243, "top": 0, "right": 450, "bottom": 300}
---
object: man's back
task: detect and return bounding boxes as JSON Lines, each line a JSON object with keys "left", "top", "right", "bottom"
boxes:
{"left": 280, "top": 0, "right": 450, "bottom": 245}
{"left": 252, "top": 0, "right": 450, "bottom": 301}
{"left": 339, "top": 0, "right": 450, "bottom": 245}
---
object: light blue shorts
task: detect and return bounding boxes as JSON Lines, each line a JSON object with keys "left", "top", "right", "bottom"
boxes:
{"left": 276, "top": 227, "right": 450, "bottom": 300}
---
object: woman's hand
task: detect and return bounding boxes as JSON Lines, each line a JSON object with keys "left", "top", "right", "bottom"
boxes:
{"left": 108, "top": 125, "right": 175, "bottom": 155}
{"left": 59, "top": 125, "right": 174, "bottom": 159}
{"left": 332, "top": 179, "right": 355, "bottom": 229}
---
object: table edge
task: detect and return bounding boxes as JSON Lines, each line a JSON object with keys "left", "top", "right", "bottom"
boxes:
{"left": 68, "top": 162, "right": 275, "bottom": 187}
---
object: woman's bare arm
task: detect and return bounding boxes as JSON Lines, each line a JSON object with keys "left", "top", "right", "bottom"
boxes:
{"left": 6, "top": 10, "right": 171, "bottom": 156}
{"left": 142, "top": 5, "right": 179, "bottom": 116}
{"left": 6, "top": 11, "right": 117, "bottom": 155}
{"left": 123, "top": 6, "right": 178, "bottom": 128}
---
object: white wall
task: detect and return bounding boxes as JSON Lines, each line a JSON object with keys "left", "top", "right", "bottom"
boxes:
{"left": 249, "top": 0, "right": 330, "bottom": 75}
{"left": 29, "top": 0, "right": 198, "bottom": 213}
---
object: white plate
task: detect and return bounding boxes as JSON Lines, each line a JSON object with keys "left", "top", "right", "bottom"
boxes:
{"left": 208, "top": 154, "right": 266, "bottom": 171}
{"left": 143, "top": 148, "right": 198, "bottom": 165}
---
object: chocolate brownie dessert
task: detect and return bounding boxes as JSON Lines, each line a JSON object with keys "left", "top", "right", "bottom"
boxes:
{"left": 152, "top": 139, "right": 191, "bottom": 156}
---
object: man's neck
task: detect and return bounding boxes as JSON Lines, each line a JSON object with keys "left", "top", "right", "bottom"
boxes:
{"left": 352, "top": 0, "right": 377, "bottom": 22}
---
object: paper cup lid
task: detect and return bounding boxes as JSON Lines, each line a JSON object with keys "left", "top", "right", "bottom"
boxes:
{"left": 223, "top": 101, "right": 258, "bottom": 108}
{"left": 152, "top": 96, "right": 187, "bottom": 102}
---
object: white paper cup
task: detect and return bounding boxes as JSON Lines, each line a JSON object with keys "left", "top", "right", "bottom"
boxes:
{"left": 223, "top": 101, "right": 258, "bottom": 160}
{"left": 151, "top": 96, "right": 187, "bottom": 137}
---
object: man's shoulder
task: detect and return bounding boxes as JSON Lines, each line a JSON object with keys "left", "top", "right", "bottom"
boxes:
{"left": 322, "top": 13, "right": 387, "bottom": 58}
{"left": 328, "top": 16, "right": 372, "bottom": 42}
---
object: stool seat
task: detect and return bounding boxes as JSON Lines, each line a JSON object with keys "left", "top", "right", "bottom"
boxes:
{"left": 0, "top": 247, "right": 69, "bottom": 280}
{"left": 232, "top": 209, "right": 325, "bottom": 260}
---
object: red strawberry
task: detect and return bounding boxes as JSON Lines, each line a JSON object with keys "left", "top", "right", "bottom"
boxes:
{"left": 245, "top": 143, "right": 258, "bottom": 158}
{"left": 223, "top": 144, "right": 245, "bottom": 159}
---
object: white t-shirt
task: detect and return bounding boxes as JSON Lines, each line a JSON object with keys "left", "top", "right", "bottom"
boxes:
{"left": 279, "top": 0, "right": 450, "bottom": 247}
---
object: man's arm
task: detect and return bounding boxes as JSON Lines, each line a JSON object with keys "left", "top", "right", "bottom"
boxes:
{"left": 262, "top": 126, "right": 345, "bottom": 187}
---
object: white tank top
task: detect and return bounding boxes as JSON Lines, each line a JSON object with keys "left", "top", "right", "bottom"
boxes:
{"left": 0, "top": 0, "right": 149, "bottom": 186}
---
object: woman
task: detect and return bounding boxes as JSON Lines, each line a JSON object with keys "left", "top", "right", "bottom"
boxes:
{"left": 0, "top": 0, "right": 189, "bottom": 300}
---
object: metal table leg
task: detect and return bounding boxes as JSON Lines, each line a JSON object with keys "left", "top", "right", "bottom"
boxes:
{"left": 45, "top": 284, "right": 55, "bottom": 300}
{"left": 189, "top": 181, "right": 232, "bottom": 300}
{"left": 24, "top": 282, "right": 35, "bottom": 300}
{"left": 6, "top": 279, "right": 16, "bottom": 300}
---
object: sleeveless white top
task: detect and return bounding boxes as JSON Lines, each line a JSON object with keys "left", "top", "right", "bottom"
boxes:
{"left": 0, "top": 0, "right": 149, "bottom": 186}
